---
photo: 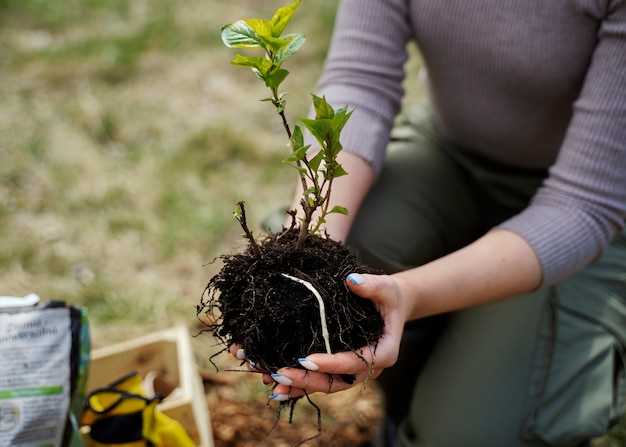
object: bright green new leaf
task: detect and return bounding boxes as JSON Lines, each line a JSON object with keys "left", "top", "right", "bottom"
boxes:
{"left": 243, "top": 18, "right": 273, "bottom": 42}
{"left": 271, "top": 0, "right": 302, "bottom": 37}
{"left": 258, "top": 34, "right": 291, "bottom": 56}
{"left": 221, "top": 20, "right": 263, "bottom": 49}
{"left": 330, "top": 205, "right": 349, "bottom": 216}
{"left": 231, "top": 54, "right": 270, "bottom": 71}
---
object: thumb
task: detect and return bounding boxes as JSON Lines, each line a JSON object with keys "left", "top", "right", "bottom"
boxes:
{"left": 346, "top": 272, "right": 393, "bottom": 304}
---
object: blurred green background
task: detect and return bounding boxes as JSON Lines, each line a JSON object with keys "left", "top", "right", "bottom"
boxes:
{"left": 0, "top": 0, "right": 338, "bottom": 343}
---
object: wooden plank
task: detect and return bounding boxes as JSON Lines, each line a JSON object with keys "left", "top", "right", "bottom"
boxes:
{"left": 85, "top": 326, "right": 213, "bottom": 447}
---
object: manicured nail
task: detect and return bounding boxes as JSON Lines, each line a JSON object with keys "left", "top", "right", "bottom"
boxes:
{"left": 269, "top": 393, "right": 290, "bottom": 401}
{"left": 298, "top": 358, "right": 319, "bottom": 371}
{"left": 271, "top": 373, "right": 293, "bottom": 386}
{"left": 347, "top": 273, "right": 365, "bottom": 285}
{"left": 236, "top": 349, "right": 246, "bottom": 360}
{"left": 248, "top": 360, "right": 256, "bottom": 369}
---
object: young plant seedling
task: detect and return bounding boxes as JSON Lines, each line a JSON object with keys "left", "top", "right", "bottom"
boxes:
{"left": 221, "top": 0, "right": 351, "bottom": 251}
{"left": 221, "top": 0, "right": 355, "bottom": 356}
{"left": 200, "top": 8, "right": 384, "bottom": 443}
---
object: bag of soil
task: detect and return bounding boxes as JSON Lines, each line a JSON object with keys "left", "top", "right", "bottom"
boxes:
{"left": 0, "top": 294, "right": 91, "bottom": 447}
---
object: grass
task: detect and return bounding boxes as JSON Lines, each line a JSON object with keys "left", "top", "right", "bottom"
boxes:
{"left": 0, "top": 0, "right": 335, "bottom": 344}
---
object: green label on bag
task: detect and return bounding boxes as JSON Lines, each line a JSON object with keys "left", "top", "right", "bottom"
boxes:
{"left": 0, "top": 385, "right": 63, "bottom": 399}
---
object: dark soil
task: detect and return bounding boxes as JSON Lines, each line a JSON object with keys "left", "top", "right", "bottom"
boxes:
{"left": 198, "top": 228, "right": 385, "bottom": 377}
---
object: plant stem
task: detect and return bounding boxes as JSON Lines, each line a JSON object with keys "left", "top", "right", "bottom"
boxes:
{"left": 235, "top": 201, "right": 262, "bottom": 257}
{"left": 281, "top": 273, "right": 332, "bottom": 354}
{"left": 271, "top": 89, "right": 314, "bottom": 246}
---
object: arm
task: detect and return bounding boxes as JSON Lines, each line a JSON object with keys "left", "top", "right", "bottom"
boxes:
{"left": 270, "top": 2, "right": 626, "bottom": 398}
{"left": 270, "top": 228, "right": 541, "bottom": 397}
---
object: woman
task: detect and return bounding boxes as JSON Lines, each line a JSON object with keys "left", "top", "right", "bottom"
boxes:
{"left": 261, "top": 0, "right": 626, "bottom": 445}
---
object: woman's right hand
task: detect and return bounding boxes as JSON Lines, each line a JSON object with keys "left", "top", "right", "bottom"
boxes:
{"left": 262, "top": 272, "right": 410, "bottom": 400}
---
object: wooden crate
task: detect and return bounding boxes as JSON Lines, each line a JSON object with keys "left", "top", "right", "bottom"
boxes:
{"left": 84, "top": 325, "right": 213, "bottom": 447}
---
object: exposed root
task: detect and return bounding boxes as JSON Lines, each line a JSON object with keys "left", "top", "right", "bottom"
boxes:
{"left": 281, "top": 272, "right": 332, "bottom": 355}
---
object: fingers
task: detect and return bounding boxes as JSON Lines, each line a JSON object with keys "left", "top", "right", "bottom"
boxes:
{"left": 270, "top": 372, "right": 357, "bottom": 398}
{"left": 236, "top": 273, "right": 406, "bottom": 400}
{"left": 270, "top": 348, "right": 381, "bottom": 395}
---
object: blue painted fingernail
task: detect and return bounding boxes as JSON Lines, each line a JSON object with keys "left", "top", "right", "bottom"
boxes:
{"left": 298, "top": 358, "right": 319, "bottom": 371}
{"left": 269, "top": 393, "right": 290, "bottom": 401}
{"left": 236, "top": 349, "right": 246, "bottom": 360}
{"left": 271, "top": 373, "right": 293, "bottom": 386}
{"left": 347, "top": 273, "right": 365, "bottom": 285}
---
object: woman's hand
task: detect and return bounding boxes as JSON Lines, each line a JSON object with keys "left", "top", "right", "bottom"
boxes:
{"left": 266, "top": 272, "right": 410, "bottom": 400}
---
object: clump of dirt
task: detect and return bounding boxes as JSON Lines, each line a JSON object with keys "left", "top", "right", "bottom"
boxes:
{"left": 198, "top": 228, "right": 384, "bottom": 375}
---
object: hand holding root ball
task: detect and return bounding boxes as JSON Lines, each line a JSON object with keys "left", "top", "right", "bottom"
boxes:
{"left": 233, "top": 272, "right": 409, "bottom": 401}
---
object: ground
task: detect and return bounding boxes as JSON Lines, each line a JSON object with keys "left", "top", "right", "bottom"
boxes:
{"left": 201, "top": 355, "right": 383, "bottom": 447}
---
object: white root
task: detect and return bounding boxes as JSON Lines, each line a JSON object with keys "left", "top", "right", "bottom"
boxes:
{"left": 281, "top": 273, "right": 332, "bottom": 355}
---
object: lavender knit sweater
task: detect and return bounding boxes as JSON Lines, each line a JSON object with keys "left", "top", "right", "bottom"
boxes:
{"left": 315, "top": 0, "right": 626, "bottom": 285}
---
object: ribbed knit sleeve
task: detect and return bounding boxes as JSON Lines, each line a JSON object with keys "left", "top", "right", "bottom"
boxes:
{"left": 313, "top": 0, "right": 412, "bottom": 172}
{"left": 499, "top": 0, "right": 626, "bottom": 285}
{"left": 314, "top": 0, "right": 626, "bottom": 286}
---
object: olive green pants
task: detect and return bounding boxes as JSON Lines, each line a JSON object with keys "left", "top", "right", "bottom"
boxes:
{"left": 346, "top": 107, "right": 626, "bottom": 447}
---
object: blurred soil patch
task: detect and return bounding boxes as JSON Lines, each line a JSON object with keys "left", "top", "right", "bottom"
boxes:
{"left": 200, "top": 350, "right": 383, "bottom": 447}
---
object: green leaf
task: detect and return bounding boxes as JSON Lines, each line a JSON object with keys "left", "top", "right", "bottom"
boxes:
{"left": 330, "top": 205, "right": 349, "bottom": 216}
{"left": 274, "top": 34, "right": 305, "bottom": 64}
{"left": 295, "top": 165, "right": 308, "bottom": 174}
{"left": 282, "top": 144, "right": 310, "bottom": 164}
{"left": 311, "top": 94, "right": 335, "bottom": 119}
{"left": 332, "top": 164, "right": 349, "bottom": 178}
{"left": 331, "top": 107, "right": 353, "bottom": 134}
{"left": 295, "top": 145, "right": 309, "bottom": 159}
{"left": 221, "top": 21, "right": 263, "bottom": 49}
{"left": 258, "top": 34, "right": 288, "bottom": 56}
{"left": 271, "top": 0, "right": 302, "bottom": 37}
{"left": 275, "top": 99, "right": 287, "bottom": 113}
{"left": 264, "top": 67, "right": 289, "bottom": 89}
{"left": 231, "top": 54, "right": 269, "bottom": 70}
{"left": 300, "top": 117, "right": 332, "bottom": 146}
{"left": 243, "top": 18, "right": 273, "bottom": 42}
{"left": 282, "top": 153, "right": 300, "bottom": 163}
{"left": 308, "top": 150, "right": 323, "bottom": 173}
{"left": 233, "top": 203, "right": 243, "bottom": 218}
{"left": 291, "top": 125, "right": 304, "bottom": 149}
